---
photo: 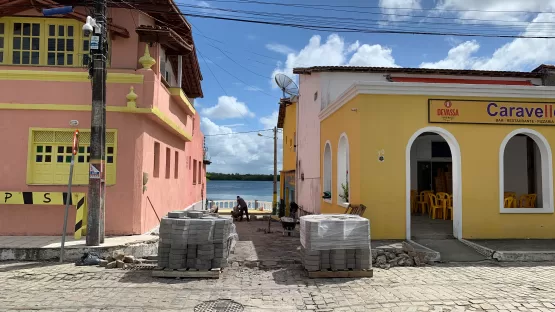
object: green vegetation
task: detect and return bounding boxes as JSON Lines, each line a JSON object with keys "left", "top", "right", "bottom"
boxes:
{"left": 207, "top": 172, "right": 280, "bottom": 181}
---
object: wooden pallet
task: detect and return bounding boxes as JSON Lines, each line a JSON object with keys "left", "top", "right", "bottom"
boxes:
{"left": 307, "top": 269, "right": 373, "bottom": 278}
{"left": 152, "top": 267, "right": 221, "bottom": 279}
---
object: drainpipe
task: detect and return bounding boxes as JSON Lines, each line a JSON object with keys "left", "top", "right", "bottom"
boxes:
{"left": 177, "top": 55, "right": 183, "bottom": 88}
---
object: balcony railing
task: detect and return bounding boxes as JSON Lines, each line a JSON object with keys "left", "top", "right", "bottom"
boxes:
{"left": 207, "top": 199, "right": 272, "bottom": 211}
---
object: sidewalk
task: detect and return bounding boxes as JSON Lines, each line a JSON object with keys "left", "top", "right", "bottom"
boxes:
{"left": 0, "top": 235, "right": 158, "bottom": 262}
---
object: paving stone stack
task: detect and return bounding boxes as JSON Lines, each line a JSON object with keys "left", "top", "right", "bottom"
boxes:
{"left": 158, "top": 210, "right": 234, "bottom": 270}
{"left": 300, "top": 214, "right": 371, "bottom": 272}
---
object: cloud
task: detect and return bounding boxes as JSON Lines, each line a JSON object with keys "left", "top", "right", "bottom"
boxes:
{"left": 201, "top": 96, "right": 255, "bottom": 119}
{"left": 435, "top": 0, "right": 555, "bottom": 26}
{"left": 271, "top": 34, "right": 398, "bottom": 87}
{"left": 379, "top": 0, "right": 422, "bottom": 22}
{"left": 201, "top": 117, "right": 283, "bottom": 174}
{"left": 348, "top": 44, "right": 398, "bottom": 67}
{"left": 245, "top": 86, "right": 264, "bottom": 92}
{"left": 421, "top": 12, "right": 555, "bottom": 71}
{"left": 266, "top": 43, "right": 296, "bottom": 55}
{"left": 420, "top": 40, "right": 480, "bottom": 69}
{"left": 259, "top": 111, "right": 279, "bottom": 129}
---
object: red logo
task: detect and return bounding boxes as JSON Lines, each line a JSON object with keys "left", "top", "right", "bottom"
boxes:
{"left": 444, "top": 100, "right": 452, "bottom": 108}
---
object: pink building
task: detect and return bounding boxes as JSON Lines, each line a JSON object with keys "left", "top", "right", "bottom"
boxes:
{"left": 0, "top": 1, "right": 208, "bottom": 236}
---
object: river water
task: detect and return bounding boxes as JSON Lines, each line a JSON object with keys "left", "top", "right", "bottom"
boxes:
{"left": 206, "top": 180, "right": 279, "bottom": 202}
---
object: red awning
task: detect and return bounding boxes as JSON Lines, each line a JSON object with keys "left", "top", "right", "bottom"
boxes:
{"left": 390, "top": 77, "right": 534, "bottom": 86}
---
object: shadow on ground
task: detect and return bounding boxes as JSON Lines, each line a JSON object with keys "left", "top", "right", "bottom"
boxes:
{"left": 0, "top": 260, "right": 64, "bottom": 273}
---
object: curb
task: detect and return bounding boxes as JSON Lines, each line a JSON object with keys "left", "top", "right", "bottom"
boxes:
{"left": 460, "top": 239, "right": 555, "bottom": 262}
{"left": 406, "top": 240, "right": 441, "bottom": 263}
{"left": 0, "top": 239, "right": 159, "bottom": 262}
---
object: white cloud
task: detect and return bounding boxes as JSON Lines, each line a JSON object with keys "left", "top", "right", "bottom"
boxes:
{"left": 379, "top": 0, "right": 422, "bottom": 21}
{"left": 348, "top": 44, "right": 398, "bottom": 67}
{"left": 420, "top": 40, "right": 480, "bottom": 69}
{"left": 265, "top": 43, "right": 296, "bottom": 55}
{"left": 421, "top": 12, "right": 555, "bottom": 71}
{"left": 201, "top": 96, "right": 255, "bottom": 119}
{"left": 201, "top": 117, "right": 283, "bottom": 174}
{"left": 259, "top": 111, "right": 279, "bottom": 129}
{"left": 271, "top": 34, "right": 398, "bottom": 87}
{"left": 245, "top": 86, "right": 263, "bottom": 92}
{"left": 435, "top": 0, "right": 555, "bottom": 26}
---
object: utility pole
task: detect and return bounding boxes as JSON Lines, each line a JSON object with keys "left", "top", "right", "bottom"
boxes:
{"left": 273, "top": 126, "right": 277, "bottom": 215}
{"left": 86, "top": 0, "right": 107, "bottom": 246}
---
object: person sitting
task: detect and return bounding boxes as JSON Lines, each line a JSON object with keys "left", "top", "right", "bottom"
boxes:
{"left": 236, "top": 195, "right": 249, "bottom": 222}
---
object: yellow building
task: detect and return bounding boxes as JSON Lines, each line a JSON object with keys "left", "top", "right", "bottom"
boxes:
{"left": 294, "top": 65, "right": 555, "bottom": 240}
{"left": 278, "top": 97, "right": 297, "bottom": 215}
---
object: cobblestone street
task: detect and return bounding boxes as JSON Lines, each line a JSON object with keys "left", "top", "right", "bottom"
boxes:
{"left": 1, "top": 261, "right": 555, "bottom": 312}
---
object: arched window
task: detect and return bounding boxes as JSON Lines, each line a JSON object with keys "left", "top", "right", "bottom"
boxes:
{"left": 500, "top": 129, "right": 553, "bottom": 213}
{"left": 337, "top": 134, "right": 349, "bottom": 204}
{"left": 323, "top": 141, "right": 332, "bottom": 201}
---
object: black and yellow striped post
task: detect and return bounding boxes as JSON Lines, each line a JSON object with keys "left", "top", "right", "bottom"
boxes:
{"left": 0, "top": 191, "right": 87, "bottom": 239}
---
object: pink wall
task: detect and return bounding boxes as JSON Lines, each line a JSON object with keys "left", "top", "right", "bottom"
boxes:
{"left": 139, "top": 113, "right": 206, "bottom": 233}
{"left": 296, "top": 73, "right": 322, "bottom": 214}
{"left": 0, "top": 10, "right": 206, "bottom": 235}
{"left": 0, "top": 110, "right": 141, "bottom": 235}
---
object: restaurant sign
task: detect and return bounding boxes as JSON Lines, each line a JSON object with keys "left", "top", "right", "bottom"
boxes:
{"left": 429, "top": 99, "right": 555, "bottom": 125}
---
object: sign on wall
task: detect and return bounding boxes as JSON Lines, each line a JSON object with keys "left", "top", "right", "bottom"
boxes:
{"left": 429, "top": 99, "right": 555, "bottom": 125}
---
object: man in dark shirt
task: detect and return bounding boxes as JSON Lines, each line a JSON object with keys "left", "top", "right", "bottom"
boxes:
{"left": 236, "top": 196, "right": 249, "bottom": 222}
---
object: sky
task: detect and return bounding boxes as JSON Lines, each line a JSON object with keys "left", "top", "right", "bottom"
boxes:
{"left": 176, "top": 0, "right": 555, "bottom": 174}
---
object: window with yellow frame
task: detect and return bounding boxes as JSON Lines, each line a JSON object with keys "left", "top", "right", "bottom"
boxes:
{"left": 0, "top": 17, "right": 110, "bottom": 67}
{"left": 28, "top": 129, "right": 117, "bottom": 185}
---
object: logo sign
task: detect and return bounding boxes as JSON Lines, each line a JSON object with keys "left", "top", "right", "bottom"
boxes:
{"left": 429, "top": 99, "right": 555, "bottom": 125}
{"left": 89, "top": 164, "right": 100, "bottom": 179}
{"left": 91, "top": 35, "right": 99, "bottom": 50}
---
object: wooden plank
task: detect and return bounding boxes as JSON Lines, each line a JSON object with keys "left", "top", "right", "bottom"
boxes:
{"left": 307, "top": 269, "right": 373, "bottom": 279}
{"left": 152, "top": 268, "right": 221, "bottom": 279}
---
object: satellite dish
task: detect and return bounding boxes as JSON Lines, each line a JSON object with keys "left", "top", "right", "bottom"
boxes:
{"left": 275, "top": 73, "right": 299, "bottom": 99}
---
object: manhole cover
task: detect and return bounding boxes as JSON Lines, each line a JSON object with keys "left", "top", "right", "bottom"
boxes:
{"left": 194, "top": 299, "right": 244, "bottom": 312}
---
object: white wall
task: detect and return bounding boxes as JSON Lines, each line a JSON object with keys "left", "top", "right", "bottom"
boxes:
{"left": 410, "top": 134, "right": 452, "bottom": 190}
{"left": 504, "top": 136, "right": 543, "bottom": 206}
{"left": 297, "top": 73, "right": 322, "bottom": 213}
{"left": 318, "top": 72, "right": 543, "bottom": 111}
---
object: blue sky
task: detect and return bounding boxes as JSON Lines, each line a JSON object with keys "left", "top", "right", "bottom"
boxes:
{"left": 175, "top": 0, "right": 555, "bottom": 173}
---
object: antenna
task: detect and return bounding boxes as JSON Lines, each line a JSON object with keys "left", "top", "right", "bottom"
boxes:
{"left": 274, "top": 73, "right": 299, "bottom": 99}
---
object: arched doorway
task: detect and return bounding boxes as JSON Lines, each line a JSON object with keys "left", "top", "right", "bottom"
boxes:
{"left": 499, "top": 129, "right": 554, "bottom": 213}
{"left": 406, "top": 127, "right": 462, "bottom": 240}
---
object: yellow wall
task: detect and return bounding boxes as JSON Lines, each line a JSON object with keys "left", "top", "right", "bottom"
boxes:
{"left": 282, "top": 102, "right": 297, "bottom": 171}
{"left": 320, "top": 99, "right": 361, "bottom": 215}
{"left": 321, "top": 94, "right": 555, "bottom": 239}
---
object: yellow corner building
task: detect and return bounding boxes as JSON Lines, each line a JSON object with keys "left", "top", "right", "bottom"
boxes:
{"left": 294, "top": 65, "right": 555, "bottom": 240}
{"left": 278, "top": 97, "right": 297, "bottom": 215}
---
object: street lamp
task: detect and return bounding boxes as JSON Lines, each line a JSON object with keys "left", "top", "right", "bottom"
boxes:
{"left": 258, "top": 128, "right": 278, "bottom": 216}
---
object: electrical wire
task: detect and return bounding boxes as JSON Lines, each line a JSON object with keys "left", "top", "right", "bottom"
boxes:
{"left": 205, "top": 128, "right": 275, "bottom": 136}
{"left": 199, "top": 0, "right": 555, "bottom": 15}
{"left": 197, "top": 0, "right": 555, "bottom": 24}
{"left": 177, "top": 3, "right": 555, "bottom": 33}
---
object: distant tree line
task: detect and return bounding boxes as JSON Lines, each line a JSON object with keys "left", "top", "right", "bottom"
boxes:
{"left": 207, "top": 172, "right": 280, "bottom": 181}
